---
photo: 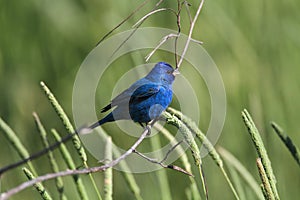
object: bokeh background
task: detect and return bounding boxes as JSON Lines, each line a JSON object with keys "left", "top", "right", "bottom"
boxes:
{"left": 0, "top": 0, "right": 299, "bottom": 199}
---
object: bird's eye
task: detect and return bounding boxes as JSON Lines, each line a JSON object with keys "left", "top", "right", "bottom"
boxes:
{"left": 166, "top": 70, "right": 172, "bottom": 74}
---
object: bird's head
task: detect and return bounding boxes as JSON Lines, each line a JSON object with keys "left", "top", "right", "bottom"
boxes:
{"left": 146, "top": 62, "right": 179, "bottom": 85}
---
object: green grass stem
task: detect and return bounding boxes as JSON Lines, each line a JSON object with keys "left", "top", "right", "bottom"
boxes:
{"left": 163, "top": 111, "right": 207, "bottom": 199}
{"left": 40, "top": 81, "right": 87, "bottom": 163}
{"left": 104, "top": 137, "right": 113, "bottom": 200}
{"left": 166, "top": 108, "right": 240, "bottom": 200}
{"left": 154, "top": 124, "right": 201, "bottom": 200}
{"left": 93, "top": 127, "right": 143, "bottom": 200}
{"left": 0, "top": 117, "right": 37, "bottom": 175}
{"left": 40, "top": 81, "right": 101, "bottom": 199}
{"left": 166, "top": 108, "right": 223, "bottom": 167}
{"left": 226, "top": 165, "right": 246, "bottom": 200}
{"left": 271, "top": 122, "right": 300, "bottom": 167}
{"left": 256, "top": 158, "right": 275, "bottom": 200}
{"left": 150, "top": 135, "right": 172, "bottom": 200}
{"left": 33, "top": 112, "right": 67, "bottom": 200}
{"left": 185, "top": 187, "right": 192, "bottom": 200}
{"left": 242, "top": 109, "right": 279, "bottom": 200}
{"left": 218, "top": 146, "right": 264, "bottom": 199}
{"left": 51, "top": 129, "right": 89, "bottom": 200}
{"left": 22, "top": 167, "right": 52, "bottom": 200}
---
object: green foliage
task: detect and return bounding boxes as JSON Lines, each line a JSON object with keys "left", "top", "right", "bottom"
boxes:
{"left": 0, "top": 84, "right": 299, "bottom": 199}
{"left": 0, "top": 0, "right": 300, "bottom": 199}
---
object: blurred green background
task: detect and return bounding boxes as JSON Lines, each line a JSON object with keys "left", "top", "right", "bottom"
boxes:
{"left": 0, "top": 0, "right": 299, "bottom": 199}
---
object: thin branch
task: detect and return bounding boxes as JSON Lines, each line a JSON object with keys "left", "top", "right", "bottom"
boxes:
{"left": 177, "top": 0, "right": 205, "bottom": 69}
{"left": 95, "top": 0, "right": 151, "bottom": 46}
{"left": 145, "top": 33, "right": 178, "bottom": 62}
{"left": 183, "top": 0, "right": 193, "bottom": 24}
{"left": 0, "top": 121, "right": 156, "bottom": 200}
{"left": 145, "top": 34, "right": 202, "bottom": 62}
{"left": 132, "top": 8, "right": 177, "bottom": 28}
{"left": 155, "top": 0, "right": 164, "bottom": 7}
{"left": 108, "top": 0, "right": 165, "bottom": 62}
{"left": 160, "top": 140, "right": 184, "bottom": 163}
{"left": 174, "top": 0, "right": 182, "bottom": 67}
{"left": 190, "top": 38, "right": 203, "bottom": 44}
{"left": 136, "top": 139, "right": 183, "bottom": 164}
{"left": 133, "top": 149, "right": 193, "bottom": 176}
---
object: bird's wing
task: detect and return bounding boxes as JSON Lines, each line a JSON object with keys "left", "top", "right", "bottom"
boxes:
{"left": 101, "top": 78, "right": 150, "bottom": 113}
{"left": 129, "top": 84, "right": 160, "bottom": 103}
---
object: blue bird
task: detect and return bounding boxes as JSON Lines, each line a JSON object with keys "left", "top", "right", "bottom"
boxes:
{"left": 89, "top": 62, "right": 179, "bottom": 129}
{"left": 0, "top": 62, "right": 179, "bottom": 175}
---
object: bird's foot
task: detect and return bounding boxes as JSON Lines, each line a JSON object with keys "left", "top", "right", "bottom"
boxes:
{"left": 146, "top": 124, "right": 152, "bottom": 136}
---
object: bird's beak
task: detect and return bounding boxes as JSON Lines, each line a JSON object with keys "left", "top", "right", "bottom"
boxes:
{"left": 172, "top": 69, "right": 180, "bottom": 76}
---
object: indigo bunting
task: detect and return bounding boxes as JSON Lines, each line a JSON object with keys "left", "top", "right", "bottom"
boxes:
{"left": 90, "top": 62, "right": 178, "bottom": 128}
{"left": 0, "top": 62, "right": 178, "bottom": 175}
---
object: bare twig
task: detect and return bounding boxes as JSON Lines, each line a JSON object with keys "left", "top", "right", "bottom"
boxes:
{"left": 174, "top": 0, "right": 183, "bottom": 67}
{"left": 145, "top": 33, "right": 179, "bottom": 62}
{"left": 145, "top": 33, "right": 202, "bottom": 62}
{"left": 133, "top": 149, "right": 193, "bottom": 176}
{"left": 135, "top": 139, "right": 183, "bottom": 164}
{"left": 132, "top": 8, "right": 177, "bottom": 28}
{"left": 107, "top": 0, "right": 165, "bottom": 61}
{"left": 144, "top": 0, "right": 203, "bottom": 64}
{"left": 95, "top": 0, "right": 151, "bottom": 46}
{"left": 155, "top": 0, "right": 164, "bottom": 7}
{"left": 183, "top": 0, "right": 193, "bottom": 24}
{"left": 0, "top": 121, "right": 156, "bottom": 200}
{"left": 161, "top": 140, "right": 184, "bottom": 163}
{"left": 177, "top": 0, "right": 205, "bottom": 69}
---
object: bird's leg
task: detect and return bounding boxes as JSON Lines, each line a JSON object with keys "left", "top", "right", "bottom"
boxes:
{"left": 145, "top": 117, "right": 161, "bottom": 136}
{"left": 138, "top": 122, "right": 145, "bottom": 128}
{"left": 139, "top": 122, "right": 152, "bottom": 136}
{"left": 146, "top": 125, "right": 152, "bottom": 136}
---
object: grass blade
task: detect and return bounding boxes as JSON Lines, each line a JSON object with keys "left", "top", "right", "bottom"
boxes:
{"left": 0, "top": 117, "right": 37, "bottom": 175}
{"left": 33, "top": 112, "right": 67, "bottom": 200}
{"left": 256, "top": 158, "right": 275, "bottom": 200}
{"left": 166, "top": 108, "right": 240, "bottom": 200}
{"left": 150, "top": 135, "right": 172, "bottom": 200}
{"left": 40, "top": 81, "right": 101, "bottom": 199}
{"left": 94, "top": 127, "right": 143, "bottom": 200}
{"left": 163, "top": 111, "right": 208, "bottom": 199}
{"left": 104, "top": 137, "right": 113, "bottom": 200}
{"left": 39, "top": 81, "right": 87, "bottom": 163}
{"left": 271, "top": 122, "right": 300, "bottom": 167}
{"left": 51, "top": 129, "right": 89, "bottom": 200}
{"left": 242, "top": 109, "right": 280, "bottom": 200}
{"left": 218, "top": 146, "right": 264, "bottom": 199}
{"left": 166, "top": 108, "right": 222, "bottom": 165}
{"left": 155, "top": 124, "right": 201, "bottom": 200}
{"left": 22, "top": 167, "right": 53, "bottom": 200}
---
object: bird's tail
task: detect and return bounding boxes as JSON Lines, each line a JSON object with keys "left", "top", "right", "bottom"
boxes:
{"left": 88, "top": 112, "right": 115, "bottom": 129}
